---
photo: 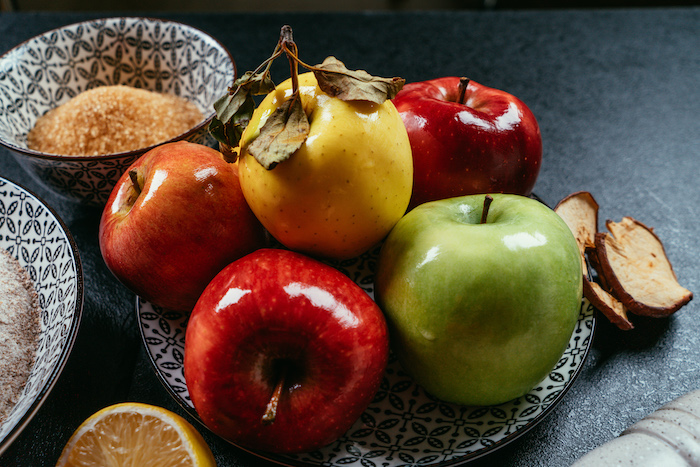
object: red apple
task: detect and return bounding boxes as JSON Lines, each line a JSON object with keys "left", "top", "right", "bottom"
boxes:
{"left": 99, "top": 141, "right": 264, "bottom": 312}
{"left": 392, "top": 76, "right": 542, "bottom": 208}
{"left": 184, "top": 248, "right": 389, "bottom": 453}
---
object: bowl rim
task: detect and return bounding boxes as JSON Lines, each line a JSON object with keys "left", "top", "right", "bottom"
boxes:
{"left": 0, "top": 175, "right": 84, "bottom": 456}
{"left": 0, "top": 16, "right": 237, "bottom": 162}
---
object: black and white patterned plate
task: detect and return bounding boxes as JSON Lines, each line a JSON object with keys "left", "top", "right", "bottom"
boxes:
{"left": 0, "top": 177, "right": 83, "bottom": 455}
{"left": 138, "top": 243, "right": 594, "bottom": 466}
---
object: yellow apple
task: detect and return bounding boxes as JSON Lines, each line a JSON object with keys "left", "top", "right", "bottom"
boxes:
{"left": 237, "top": 72, "right": 413, "bottom": 260}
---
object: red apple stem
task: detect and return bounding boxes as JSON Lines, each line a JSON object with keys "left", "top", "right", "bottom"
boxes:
{"left": 128, "top": 169, "right": 141, "bottom": 196}
{"left": 458, "top": 77, "right": 471, "bottom": 105}
{"left": 481, "top": 195, "right": 493, "bottom": 224}
{"left": 262, "top": 367, "right": 287, "bottom": 425}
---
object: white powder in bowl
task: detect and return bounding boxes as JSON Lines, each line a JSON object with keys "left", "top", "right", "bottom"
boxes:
{"left": 0, "top": 248, "right": 41, "bottom": 423}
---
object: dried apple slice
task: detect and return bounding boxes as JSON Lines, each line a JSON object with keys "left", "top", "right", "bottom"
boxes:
{"left": 583, "top": 279, "right": 634, "bottom": 330}
{"left": 554, "top": 191, "right": 598, "bottom": 278}
{"left": 595, "top": 217, "right": 693, "bottom": 318}
{"left": 555, "top": 191, "right": 634, "bottom": 330}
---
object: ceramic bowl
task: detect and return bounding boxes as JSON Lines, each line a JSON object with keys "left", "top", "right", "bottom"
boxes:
{"left": 0, "top": 17, "right": 236, "bottom": 206}
{"left": 0, "top": 176, "right": 83, "bottom": 455}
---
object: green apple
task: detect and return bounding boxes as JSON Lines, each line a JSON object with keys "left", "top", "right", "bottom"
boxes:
{"left": 375, "top": 193, "right": 582, "bottom": 406}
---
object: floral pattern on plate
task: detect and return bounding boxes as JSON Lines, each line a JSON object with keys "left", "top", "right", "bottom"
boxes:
{"left": 138, "top": 243, "right": 594, "bottom": 466}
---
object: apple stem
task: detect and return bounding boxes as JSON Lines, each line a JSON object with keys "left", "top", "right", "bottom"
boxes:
{"left": 128, "top": 169, "right": 141, "bottom": 196}
{"left": 458, "top": 77, "right": 470, "bottom": 105}
{"left": 262, "top": 367, "right": 287, "bottom": 425}
{"left": 218, "top": 143, "right": 239, "bottom": 164}
{"left": 481, "top": 195, "right": 493, "bottom": 224}
{"left": 280, "top": 25, "right": 299, "bottom": 96}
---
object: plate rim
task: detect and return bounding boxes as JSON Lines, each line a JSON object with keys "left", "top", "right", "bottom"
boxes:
{"left": 0, "top": 176, "right": 85, "bottom": 456}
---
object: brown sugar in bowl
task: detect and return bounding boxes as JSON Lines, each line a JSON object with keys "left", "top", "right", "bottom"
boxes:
{"left": 0, "top": 17, "right": 236, "bottom": 206}
{"left": 26, "top": 85, "right": 204, "bottom": 157}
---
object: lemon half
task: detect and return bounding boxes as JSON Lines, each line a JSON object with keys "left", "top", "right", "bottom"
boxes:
{"left": 56, "top": 402, "right": 216, "bottom": 467}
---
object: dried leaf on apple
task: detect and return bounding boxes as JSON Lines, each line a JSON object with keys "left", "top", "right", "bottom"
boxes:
{"left": 209, "top": 71, "right": 276, "bottom": 155}
{"left": 210, "top": 92, "right": 255, "bottom": 160}
{"left": 235, "top": 70, "right": 277, "bottom": 96}
{"left": 313, "top": 56, "right": 405, "bottom": 104}
{"left": 595, "top": 217, "right": 693, "bottom": 318}
{"left": 247, "top": 95, "right": 310, "bottom": 170}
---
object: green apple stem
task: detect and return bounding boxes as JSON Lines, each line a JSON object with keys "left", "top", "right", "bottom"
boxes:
{"left": 481, "top": 195, "right": 493, "bottom": 224}
{"left": 458, "top": 77, "right": 471, "bottom": 105}
{"left": 262, "top": 367, "right": 287, "bottom": 425}
{"left": 128, "top": 169, "right": 141, "bottom": 196}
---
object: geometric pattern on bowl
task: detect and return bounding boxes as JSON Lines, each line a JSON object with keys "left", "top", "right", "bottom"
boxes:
{"left": 0, "top": 17, "right": 235, "bottom": 205}
{"left": 138, "top": 243, "right": 595, "bottom": 467}
{"left": 0, "top": 177, "right": 83, "bottom": 456}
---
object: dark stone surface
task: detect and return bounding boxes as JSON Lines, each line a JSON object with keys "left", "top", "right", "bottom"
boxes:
{"left": 1, "top": 8, "right": 698, "bottom": 466}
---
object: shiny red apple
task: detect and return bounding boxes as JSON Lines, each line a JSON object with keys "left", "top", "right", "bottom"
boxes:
{"left": 392, "top": 76, "right": 542, "bottom": 208}
{"left": 184, "top": 248, "right": 389, "bottom": 453}
{"left": 99, "top": 141, "right": 265, "bottom": 312}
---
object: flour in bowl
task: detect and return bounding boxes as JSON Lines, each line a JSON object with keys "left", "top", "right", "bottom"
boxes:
{"left": 0, "top": 248, "right": 41, "bottom": 423}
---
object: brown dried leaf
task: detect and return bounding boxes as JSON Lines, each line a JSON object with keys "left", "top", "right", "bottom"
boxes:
{"left": 595, "top": 217, "right": 693, "bottom": 317}
{"left": 313, "top": 56, "right": 405, "bottom": 104}
{"left": 235, "top": 70, "right": 276, "bottom": 96}
{"left": 583, "top": 280, "right": 634, "bottom": 330}
{"left": 246, "top": 95, "right": 310, "bottom": 170}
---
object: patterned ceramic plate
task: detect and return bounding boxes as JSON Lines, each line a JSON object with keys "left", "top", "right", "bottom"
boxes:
{"left": 138, "top": 243, "right": 595, "bottom": 466}
{"left": 0, "top": 177, "right": 83, "bottom": 455}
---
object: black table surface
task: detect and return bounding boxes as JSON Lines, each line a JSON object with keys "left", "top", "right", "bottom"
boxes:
{"left": 1, "top": 7, "right": 699, "bottom": 467}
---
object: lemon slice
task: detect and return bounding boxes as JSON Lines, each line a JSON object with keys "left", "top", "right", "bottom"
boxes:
{"left": 56, "top": 402, "right": 216, "bottom": 467}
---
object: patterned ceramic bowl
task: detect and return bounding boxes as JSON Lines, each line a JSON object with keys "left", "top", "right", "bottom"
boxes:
{"left": 0, "top": 17, "right": 236, "bottom": 206}
{"left": 0, "top": 176, "right": 83, "bottom": 456}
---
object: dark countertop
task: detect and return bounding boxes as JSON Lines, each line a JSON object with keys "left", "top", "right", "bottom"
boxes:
{"left": 1, "top": 7, "right": 699, "bottom": 466}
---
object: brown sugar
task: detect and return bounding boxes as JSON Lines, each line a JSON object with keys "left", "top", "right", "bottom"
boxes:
{"left": 0, "top": 248, "right": 41, "bottom": 424}
{"left": 27, "top": 85, "right": 204, "bottom": 156}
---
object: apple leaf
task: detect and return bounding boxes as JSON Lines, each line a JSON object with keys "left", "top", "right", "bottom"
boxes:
{"left": 209, "top": 71, "right": 276, "bottom": 157}
{"left": 313, "top": 56, "right": 405, "bottom": 104}
{"left": 236, "top": 70, "right": 276, "bottom": 96}
{"left": 209, "top": 91, "right": 255, "bottom": 155}
{"left": 246, "top": 95, "right": 310, "bottom": 170}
